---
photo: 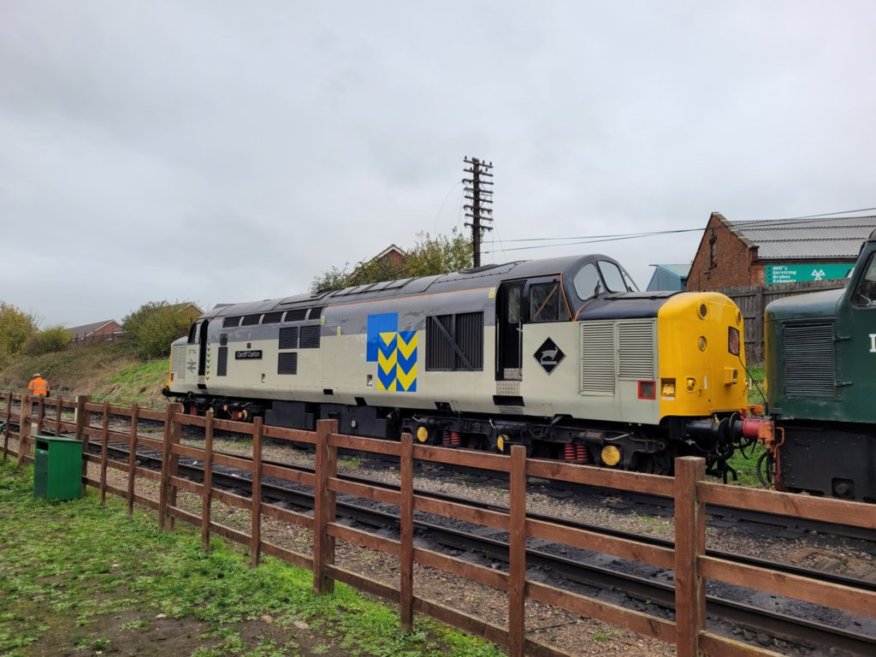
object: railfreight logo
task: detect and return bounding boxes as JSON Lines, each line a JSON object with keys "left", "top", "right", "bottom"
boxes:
{"left": 366, "top": 313, "right": 418, "bottom": 392}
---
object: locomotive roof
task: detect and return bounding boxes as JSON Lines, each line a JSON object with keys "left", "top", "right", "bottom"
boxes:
{"left": 207, "top": 254, "right": 620, "bottom": 318}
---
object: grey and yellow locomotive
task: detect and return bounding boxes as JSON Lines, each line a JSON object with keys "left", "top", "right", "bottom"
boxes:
{"left": 164, "top": 255, "right": 749, "bottom": 474}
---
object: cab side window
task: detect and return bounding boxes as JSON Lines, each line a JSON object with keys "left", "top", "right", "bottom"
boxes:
{"left": 529, "top": 282, "right": 569, "bottom": 322}
{"left": 852, "top": 254, "right": 876, "bottom": 307}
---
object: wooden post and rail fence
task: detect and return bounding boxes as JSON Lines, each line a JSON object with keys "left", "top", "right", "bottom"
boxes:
{"left": 1, "top": 390, "right": 875, "bottom": 657}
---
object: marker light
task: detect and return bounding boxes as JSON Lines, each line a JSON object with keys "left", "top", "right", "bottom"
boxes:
{"left": 728, "top": 327, "right": 740, "bottom": 356}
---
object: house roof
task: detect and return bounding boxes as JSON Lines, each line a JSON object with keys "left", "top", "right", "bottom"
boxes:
{"left": 66, "top": 320, "right": 121, "bottom": 340}
{"left": 371, "top": 244, "right": 407, "bottom": 260}
{"left": 726, "top": 215, "right": 876, "bottom": 260}
{"left": 649, "top": 263, "right": 690, "bottom": 277}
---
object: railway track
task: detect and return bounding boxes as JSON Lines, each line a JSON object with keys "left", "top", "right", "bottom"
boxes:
{"left": 84, "top": 437, "right": 876, "bottom": 657}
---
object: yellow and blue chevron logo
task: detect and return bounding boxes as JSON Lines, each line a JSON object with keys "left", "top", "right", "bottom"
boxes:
{"left": 367, "top": 313, "right": 417, "bottom": 393}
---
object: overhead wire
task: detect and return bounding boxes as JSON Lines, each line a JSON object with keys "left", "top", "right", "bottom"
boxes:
{"left": 483, "top": 206, "right": 876, "bottom": 254}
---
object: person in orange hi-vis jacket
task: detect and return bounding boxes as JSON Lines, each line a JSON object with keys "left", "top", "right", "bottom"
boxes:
{"left": 27, "top": 373, "right": 49, "bottom": 397}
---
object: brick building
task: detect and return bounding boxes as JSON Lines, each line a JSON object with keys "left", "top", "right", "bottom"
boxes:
{"left": 67, "top": 320, "right": 124, "bottom": 346}
{"left": 686, "top": 212, "right": 876, "bottom": 291}
{"left": 370, "top": 244, "right": 406, "bottom": 269}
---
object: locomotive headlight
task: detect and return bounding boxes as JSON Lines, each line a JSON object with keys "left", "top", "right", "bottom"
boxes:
{"left": 661, "top": 378, "right": 676, "bottom": 398}
{"left": 685, "top": 377, "right": 697, "bottom": 392}
{"left": 601, "top": 445, "right": 621, "bottom": 467}
{"left": 416, "top": 426, "right": 429, "bottom": 443}
{"left": 698, "top": 336, "right": 707, "bottom": 351}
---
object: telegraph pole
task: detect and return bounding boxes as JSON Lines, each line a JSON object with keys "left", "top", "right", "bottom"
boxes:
{"left": 463, "top": 156, "right": 493, "bottom": 267}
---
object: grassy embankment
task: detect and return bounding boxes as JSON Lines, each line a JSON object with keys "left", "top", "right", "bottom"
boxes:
{"left": 0, "top": 462, "right": 501, "bottom": 657}
{"left": 0, "top": 343, "right": 168, "bottom": 408}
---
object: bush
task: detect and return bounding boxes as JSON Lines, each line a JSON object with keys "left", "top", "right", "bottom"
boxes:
{"left": 0, "top": 302, "right": 38, "bottom": 360}
{"left": 23, "top": 326, "right": 71, "bottom": 355}
{"left": 123, "top": 301, "right": 193, "bottom": 360}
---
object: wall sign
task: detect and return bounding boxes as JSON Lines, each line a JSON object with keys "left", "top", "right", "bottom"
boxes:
{"left": 765, "top": 263, "right": 853, "bottom": 285}
{"left": 235, "top": 350, "right": 263, "bottom": 360}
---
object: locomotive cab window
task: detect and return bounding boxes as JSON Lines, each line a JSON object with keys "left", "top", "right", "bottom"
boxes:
{"left": 598, "top": 260, "right": 633, "bottom": 293}
{"left": 187, "top": 321, "right": 200, "bottom": 344}
{"left": 528, "top": 282, "right": 569, "bottom": 322}
{"left": 852, "top": 253, "right": 876, "bottom": 307}
{"left": 573, "top": 264, "right": 601, "bottom": 301}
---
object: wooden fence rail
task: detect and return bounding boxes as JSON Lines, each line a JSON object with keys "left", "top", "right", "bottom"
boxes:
{"left": 2, "top": 390, "right": 875, "bottom": 657}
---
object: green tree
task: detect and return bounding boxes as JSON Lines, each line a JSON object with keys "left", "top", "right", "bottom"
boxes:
{"left": 311, "top": 230, "right": 473, "bottom": 293}
{"left": 23, "top": 326, "right": 71, "bottom": 356}
{"left": 123, "top": 301, "right": 193, "bottom": 360}
{"left": 0, "top": 302, "right": 38, "bottom": 367}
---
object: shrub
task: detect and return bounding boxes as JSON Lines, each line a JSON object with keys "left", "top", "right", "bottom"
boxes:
{"left": 23, "top": 326, "right": 71, "bottom": 355}
{"left": 0, "top": 302, "right": 38, "bottom": 359}
{"left": 123, "top": 301, "right": 193, "bottom": 360}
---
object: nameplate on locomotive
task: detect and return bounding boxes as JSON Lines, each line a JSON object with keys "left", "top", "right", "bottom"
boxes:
{"left": 235, "top": 350, "right": 263, "bottom": 360}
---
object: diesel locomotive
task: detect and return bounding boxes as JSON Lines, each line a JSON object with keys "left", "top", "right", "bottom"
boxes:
{"left": 164, "top": 254, "right": 750, "bottom": 475}
{"left": 751, "top": 228, "right": 876, "bottom": 501}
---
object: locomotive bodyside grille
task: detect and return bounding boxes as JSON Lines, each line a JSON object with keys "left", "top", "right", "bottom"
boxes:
{"left": 455, "top": 312, "right": 484, "bottom": 370}
{"left": 783, "top": 322, "right": 836, "bottom": 398}
{"left": 580, "top": 322, "right": 615, "bottom": 395}
{"left": 618, "top": 321, "right": 656, "bottom": 379}
{"left": 172, "top": 345, "right": 187, "bottom": 382}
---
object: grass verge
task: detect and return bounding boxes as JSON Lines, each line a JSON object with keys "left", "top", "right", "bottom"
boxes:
{"left": 0, "top": 463, "right": 501, "bottom": 657}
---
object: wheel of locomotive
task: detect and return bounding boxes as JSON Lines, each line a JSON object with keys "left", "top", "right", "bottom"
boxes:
{"left": 632, "top": 450, "right": 673, "bottom": 475}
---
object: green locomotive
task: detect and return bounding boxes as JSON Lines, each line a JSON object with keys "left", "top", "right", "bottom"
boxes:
{"left": 760, "top": 228, "right": 876, "bottom": 501}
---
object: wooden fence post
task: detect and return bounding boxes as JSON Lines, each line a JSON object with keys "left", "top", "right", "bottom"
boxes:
{"left": 54, "top": 396, "right": 63, "bottom": 437}
{"left": 313, "top": 418, "right": 338, "bottom": 594}
{"left": 250, "top": 417, "right": 264, "bottom": 567}
{"left": 126, "top": 403, "right": 139, "bottom": 516}
{"left": 674, "top": 456, "right": 706, "bottom": 657}
{"left": 400, "top": 432, "right": 415, "bottom": 631}
{"left": 99, "top": 401, "right": 110, "bottom": 506}
{"left": 17, "top": 394, "right": 31, "bottom": 467}
{"left": 158, "top": 403, "right": 178, "bottom": 530}
{"left": 508, "top": 445, "right": 527, "bottom": 657}
{"left": 35, "top": 397, "right": 45, "bottom": 436}
{"left": 167, "top": 406, "right": 182, "bottom": 530}
{"left": 76, "top": 395, "right": 90, "bottom": 489}
{"left": 2, "top": 392, "right": 12, "bottom": 461}
{"left": 201, "top": 410, "right": 215, "bottom": 551}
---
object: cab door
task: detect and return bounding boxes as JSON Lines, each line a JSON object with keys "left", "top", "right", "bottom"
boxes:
{"left": 496, "top": 282, "right": 524, "bottom": 380}
{"left": 197, "top": 319, "right": 210, "bottom": 389}
{"left": 837, "top": 247, "right": 876, "bottom": 423}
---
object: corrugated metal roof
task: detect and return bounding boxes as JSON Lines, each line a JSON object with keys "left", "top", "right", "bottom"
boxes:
{"left": 650, "top": 263, "right": 691, "bottom": 277}
{"left": 727, "top": 216, "right": 876, "bottom": 260}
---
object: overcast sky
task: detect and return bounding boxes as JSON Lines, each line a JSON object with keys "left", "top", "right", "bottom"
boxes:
{"left": 2, "top": 1, "right": 875, "bottom": 327}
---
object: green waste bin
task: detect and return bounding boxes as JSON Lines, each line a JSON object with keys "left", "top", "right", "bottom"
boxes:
{"left": 34, "top": 435, "right": 83, "bottom": 500}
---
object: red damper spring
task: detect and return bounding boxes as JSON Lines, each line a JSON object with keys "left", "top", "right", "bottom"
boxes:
{"left": 564, "top": 444, "right": 575, "bottom": 461}
{"left": 442, "top": 430, "right": 450, "bottom": 447}
{"left": 450, "top": 430, "right": 461, "bottom": 447}
{"left": 576, "top": 444, "right": 589, "bottom": 463}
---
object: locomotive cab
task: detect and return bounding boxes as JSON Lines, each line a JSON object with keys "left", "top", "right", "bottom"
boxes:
{"left": 763, "top": 229, "right": 876, "bottom": 500}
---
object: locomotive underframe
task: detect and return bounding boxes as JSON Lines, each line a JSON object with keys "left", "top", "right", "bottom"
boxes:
{"left": 773, "top": 421, "right": 876, "bottom": 502}
{"left": 169, "top": 391, "right": 737, "bottom": 475}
